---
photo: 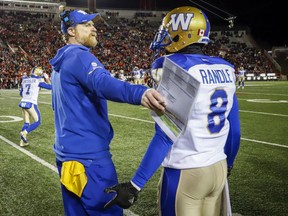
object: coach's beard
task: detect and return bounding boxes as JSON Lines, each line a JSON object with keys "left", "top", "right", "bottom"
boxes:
{"left": 85, "top": 34, "right": 98, "bottom": 48}
{"left": 76, "top": 35, "right": 97, "bottom": 48}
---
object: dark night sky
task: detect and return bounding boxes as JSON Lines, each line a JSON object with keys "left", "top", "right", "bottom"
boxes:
{"left": 66, "top": 0, "right": 287, "bottom": 49}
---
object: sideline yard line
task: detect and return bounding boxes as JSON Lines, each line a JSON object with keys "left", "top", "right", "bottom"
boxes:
{"left": 241, "top": 138, "right": 288, "bottom": 148}
{"left": 108, "top": 114, "right": 287, "bottom": 148}
{"left": 109, "top": 114, "right": 155, "bottom": 123}
{"left": 39, "top": 100, "right": 288, "bottom": 118}
{"left": 236, "top": 92, "right": 288, "bottom": 96}
{"left": 0, "top": 135, "right": 139, "bottom": 216}
{"left": 0, "top": 135, "right": 58, "bottom": 173}
{"left": 6, "top": 96, "right": 288, "bottom": 118}
{"left": 239, "top": 109, "right": 288, "bottom": 117}
{"left": 1, "top": 98, "right": 287, "bottom": 148}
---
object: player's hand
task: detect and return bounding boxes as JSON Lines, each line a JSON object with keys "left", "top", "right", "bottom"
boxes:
{"left": 104, "top": 181, "right": 140, "bottom": 209}
{"left": 43, "top": 73, "right": 49, "bottom": 79}
{"left": 43, "top": 73, "right": 51, "bottom": 84}
{"left": 141, "top": 89, "right": 166, "bottom": 113}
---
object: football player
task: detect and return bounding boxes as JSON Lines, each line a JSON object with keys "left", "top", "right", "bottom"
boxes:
{"left": 18, "top": 66, "right": 51, "bottom": 147}
{"left": 105, "top": 6, "right": 241, "bottom": 216}
{"left": 237, "top": 66, "right": 246, "bottom": 89}
{"left": 132, "top": 66, "right": 144, "bottom": 85}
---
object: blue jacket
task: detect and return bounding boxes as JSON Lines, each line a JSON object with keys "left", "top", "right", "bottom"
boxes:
{"left": 50, "top": 44, "right": 147, "bottom": 164}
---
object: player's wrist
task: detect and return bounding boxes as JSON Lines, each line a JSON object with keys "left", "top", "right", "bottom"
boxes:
{"left": 130, "top": 181, "right": 141, "bottom": 192}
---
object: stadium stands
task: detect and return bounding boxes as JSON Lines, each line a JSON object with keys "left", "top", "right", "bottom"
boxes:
{"left": 0, "top": 7, "right": 285, "bottom": 89}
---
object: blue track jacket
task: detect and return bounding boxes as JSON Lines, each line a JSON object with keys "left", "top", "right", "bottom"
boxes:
{"left": 50, "top": 44, "right": 148, "bottom": 164}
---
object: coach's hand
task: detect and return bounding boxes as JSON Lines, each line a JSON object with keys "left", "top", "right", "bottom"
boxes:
{"left": 141, "top": 89, "right": 166, "bottom": 113}
{"left": 104, "top": 181, "right": 140, "bottom": 209}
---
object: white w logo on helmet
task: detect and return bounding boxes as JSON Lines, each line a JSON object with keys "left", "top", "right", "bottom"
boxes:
{"left": 170, "top": 13, "right": 194, "bottom": 31}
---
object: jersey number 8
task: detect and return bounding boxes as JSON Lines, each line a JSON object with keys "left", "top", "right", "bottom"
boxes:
{"left": 208, "top": 89, "right": 228, "bottom": 133}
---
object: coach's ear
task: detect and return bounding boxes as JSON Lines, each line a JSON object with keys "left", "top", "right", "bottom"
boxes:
{"left": 67, "top": 27, "right": 76, "bottom": 37}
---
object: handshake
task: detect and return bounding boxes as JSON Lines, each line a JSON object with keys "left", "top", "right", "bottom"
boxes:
{"left": 104, "top": 181, "right": 140, "bottom": 209}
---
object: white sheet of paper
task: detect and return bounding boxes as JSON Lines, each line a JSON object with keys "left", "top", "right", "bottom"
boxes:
{"left": 151, "top": 57, "right": 200, "bottom": 141}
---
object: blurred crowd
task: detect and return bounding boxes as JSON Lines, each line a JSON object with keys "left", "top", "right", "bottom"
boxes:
{"left": 0, "top": 11, "right": 277, "bottom": 89}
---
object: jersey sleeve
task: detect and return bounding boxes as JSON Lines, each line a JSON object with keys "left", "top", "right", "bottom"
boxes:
{"left": 39, "top": 82, "right": 52, "bottom": 90}
{"left": 131, "top": 124, "right": 173, "bottom": 189}
{"left": 224, "top": 93, "right": 241, "bottom": 168}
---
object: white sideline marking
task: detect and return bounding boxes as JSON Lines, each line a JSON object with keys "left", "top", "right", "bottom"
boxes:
{"left": 237, "top": 92, "right": 288, "bottom": 96}
{"left": 107, "top": 114, "right": 287, "bottom": 147}
{"left": 109, "top": 114, "right": 154, "bottom": 123}
{"left": 123, "top": 209, "right": 139, "bottom": 216}
{"left": 239, "top": 110, "right": 288, "bottom": 117}
{"left": 6, "top": 96, "right": 288, "bottom": 118}
{"left": 241, "top": 138, "right": 288, "bottom": 148}
{"left": 0, "top": 135, "right": 139, "bottom": 216}
{"left": 0, "top": 135, "right": 58, "bottom": 173}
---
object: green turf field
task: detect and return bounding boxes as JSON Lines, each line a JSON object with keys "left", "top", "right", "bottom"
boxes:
{"left": 0, "top": 81, "right": 287, "bottom": 216}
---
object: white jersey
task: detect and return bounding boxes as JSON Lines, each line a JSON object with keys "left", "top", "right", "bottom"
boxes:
{"left": 238, "top": 69, "right": 246, "bottom": 77}
{"left": 20, "top": 76, "right": 42, "bottom": 105}
{"left": 161, "top": 55, "right": 236, "bottom": 169}
{"left": 133, "top": 69, "right": 142, "bottom": 79}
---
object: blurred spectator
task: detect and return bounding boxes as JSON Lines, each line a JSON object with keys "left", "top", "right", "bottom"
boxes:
{"left": 0, "top": 10, "right": 279, "bottom": 89}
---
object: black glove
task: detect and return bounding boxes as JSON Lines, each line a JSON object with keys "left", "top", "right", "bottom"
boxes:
{"left": 104, "top": 181, "right": 140, "bottom": 209}
{"left": 227, "top": 166, "right": 233, "bottom": 177}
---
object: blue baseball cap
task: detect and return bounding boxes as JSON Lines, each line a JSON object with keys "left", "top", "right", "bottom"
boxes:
{"left": 61, "top": 10, "right": 100, "bottom": 34}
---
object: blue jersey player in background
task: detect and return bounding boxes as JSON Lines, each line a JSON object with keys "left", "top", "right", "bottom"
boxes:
{"left": 104, "top": 6, "right": 241, "bottom": 216}
{"left": 49, "top": 7, "right": 166, "bottom": 216}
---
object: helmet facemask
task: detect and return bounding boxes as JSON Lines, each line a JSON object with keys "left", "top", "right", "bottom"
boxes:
{"left": 150, "top": 25, "right": 172, "bottom": 58}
